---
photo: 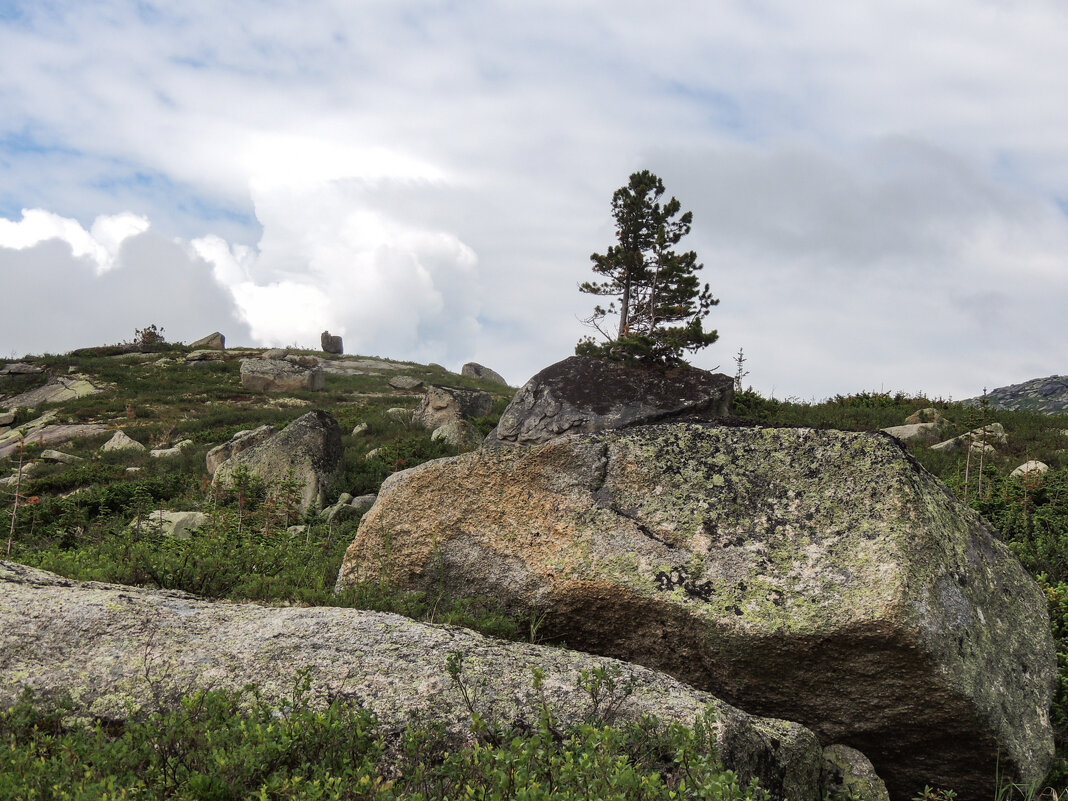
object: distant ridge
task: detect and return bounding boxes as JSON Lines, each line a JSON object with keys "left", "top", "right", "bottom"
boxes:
{"left": 965, "top": 375, "right": 1068, "bottom": 414}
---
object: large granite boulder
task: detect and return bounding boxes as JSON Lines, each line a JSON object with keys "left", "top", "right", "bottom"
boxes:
{"left": 487, "top": 355, "right": 733, "bottom": 447}
{"left": 320, "top": 330, "right": 343, "bottom": 354}
{"left": 239, "top": 358, "right": 324, "bottom": 393}
{"left": 205, "top": 424, "right": 276, "bottom": 475}
{"left": 413, "top": 385, "right": 493, "bottom": 430}
{"left": 213, "top": 410, "right": 343, "bottom": 513}
{"left": 0, "top": 561, "right": 827, "bottom": 801}
{"left": 338, "top": 424, "right": 1056, "bottom": 799}
{"left": 461, "top": 362, "right": 508, "bottom": 385}
{"left": 189, "top": 331, "right": 225, "bottom": 350}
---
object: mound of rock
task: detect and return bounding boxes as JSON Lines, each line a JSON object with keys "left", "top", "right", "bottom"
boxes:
{"left": 486, "top": 355, "right": 733, "bottom": 447}
{"left": 966, "top": 375, "right": 1068, "bottom": 414}
{"left": 213, "top": 410, "right": 343, "bottom": 513}
{"left": 240, "top": 358, "right": 324, "bottom": 393}
{"left": 1, "top": 374, "right": 103, "bottom": 409}
{"left": 189, "top": 331, "right": 225, "bottom": 350}
{"left": 320, "top": 330, "right": 343, "bottom": 354}
{"left": 205, "top": 425, "right": 276, "bottom": 475}
{"left": 413, "top": 385, "right": 493, "bottom": 430}
{"left": 0, "top": 561, "right": 827, "bottom": 801}
{"left": 461, "top": 362, "right": 508, "bottom": 385}
{"left": 338, "top": 424, "right": 1055, "bottom": 799}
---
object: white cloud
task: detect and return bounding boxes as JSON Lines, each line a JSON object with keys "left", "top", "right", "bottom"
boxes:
{"left": 0, "top": 209, "right": 148, "bottom": 273}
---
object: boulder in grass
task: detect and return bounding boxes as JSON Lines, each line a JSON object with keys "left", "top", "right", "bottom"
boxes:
{"left": 461, "top": 362, "right": 508, "bottom": 385}
{"left": 0, "top": 560, "right": 829, "bottom": 801}
{"left": 320, "top": 331, "right": 343, "bottom": 354}
{"left": 206, "top": 425, "right": 276, "bottom": 476}
{"left": 431, "top": 420, "right": 483, "bottom": 450}
{"left": 412, "top": 386, "right": 493, "bottom": 430}
{"left": 239, "top": 359, "right": 324, "bottom": 393}
{"left": 213, "top": 410, "right": 343, "bottom": 514}
{"left": 101, "top": 430, "right": 146, "bottom": 454}
{"left": 880, "top": 422, "right": 943, "bottom": 442}
{"left": 1011, "top": 461, "right": 1049, "bottom": 478}
{"left": 130, "top": 510, "right": 209, "bottom": 539}
{"left": 189, "top": 331, "right": 225, "bottom": 350}
{"left": 930, "top": 423, "right": 1007, "bottom": 454}
{"left": 389, "top": 375, "right": 424, "bottom": 391}
{"left": 40, "top": 449, "right": 83, "bottom": 465}
{"left": 1, "top": 375, "right": 103, "bottom": 409}
{"left": 338, "top": 423, "right": 1056, "bottom": 800}
{"left": 486, "top": 355, "right": 733, "bottom": 447}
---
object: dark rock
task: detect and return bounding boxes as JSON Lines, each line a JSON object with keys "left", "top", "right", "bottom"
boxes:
{"left": 206, "top": 425, "right": 276, "bottom": 476}
{"left": 189, "top": 332, "right": 225, "bottom": 350}
{"left": 487, "top": 355, "right": 733, "bottom": 447}
{"left": 321, "top": 331, "right": 343, "bottom": 354}
{"left": 461, "top": 362, "right": 508, "bottom": 385}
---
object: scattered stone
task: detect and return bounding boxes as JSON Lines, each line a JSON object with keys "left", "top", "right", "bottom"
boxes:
{"left": 431, "top": 420, "right": 483, "bottom": 450}
{"left": 822, "top": 745, "right": 890, "bottom": 801}
{"left": 189, "top": 332, "right": 225, "bottom": 350}
{"left": 0, "top": 411, "right": 15, "bottom": 426}
{"left": 486, "top": 355, "right": 733, "bottom": 447}
{"left": 285, "top": 354, "right": 320, "bottom": 368}
{"left": 0, "top": 462, "right": 38, "bottom": 486}
{"left": 0, "top": 561, "right": 827, "bottom": 801}
{"left": 1012, "top": 461, "right": 1049, "bottom": 478}
{"left": 385, "top": 407, "right": 412, "bottom": 424}
{"left": 321, "top": 330, "right": 343, "bottom": 354}
{"left": 389, "top": 375, "right": 424, "bottom": 391}
{"left": 413, "top": 386, "right": 493, "bottom": 430}
{"left": 130, "top": 510, "right": 209, "bottom": 539}
{"left": 213, "top": 410, "right": 344, "bottom": 514}
{"left": 149, "top": 440, "right": 194, "bottom": 459}
{"left": 461, "top": 362, "right": 508, "bottom": 385}
{"left": 262, "top": 348, "right": 288, "bottom": 360}
{"left": 0, "top": 362, "right": 43, "bottom": 375}
{"left": 239, "top": 359, "right": 324, "bottom": 393}
{"left": 351, "top": 422, "right": 368, "bottom": 437}
{"left": 880, "top": 422, "right": 944, "bottom": 442}
{"left": 350, "top": 494, "right": 376, "bottom": 511}
{"left": 153, "top": 358, "right": 172, "bottom": 367}
{"left": 364, "top": 447, "right": 382, "bottom": 461}
{"left": 125, "top": 467, "right": 141, "bottom": 474}
{"left": 101, "top": 431, "right": 146, "bottom": 454}
{"left": 1, "top": 375, "right": 103, "bottom": 409}
{"left": 339, "top": 423, "right": 1055, "bottom": 798}
{"left": 930, "top": 423, "right": 1007, "bottom": 454}
{"left": 0, "top": 413, "right": 108, "bottom": 459}
{"left": 40, "top": 449, "right": 83, "bottom": 465}
{"left": 185, "top": 350, "right": 225, "bottom": 362}
{"left": 206, "top": 425, "right": 276, "bottom": 476}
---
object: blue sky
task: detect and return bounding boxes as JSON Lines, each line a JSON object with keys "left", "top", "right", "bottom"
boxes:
{"left": 2, "top": 1, "right": 1068, "bottom": 399}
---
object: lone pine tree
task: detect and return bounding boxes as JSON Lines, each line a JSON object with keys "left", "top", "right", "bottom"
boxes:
{"left": 576, "top": 170, "right": 718, "bottom": 366}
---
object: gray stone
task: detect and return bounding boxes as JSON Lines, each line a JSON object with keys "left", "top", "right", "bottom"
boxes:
{"left": 351, "top": 422, "right": 369, "bottom": 437}
{"left": 213, "top": 411, "right": 344, "bottom": 514}
{"left": 930, "top": 423, "right": 1007, "bottom": 454}
{"left": 189, "top": 331, "right": 225, "bottom": 350}
{"left": 285, "top": 354, "right": 320, "bottom": 368}
{"left": 487, "top": 355, "right": 733, "bottom": 448}
{"left": 1012, "top": 461, "right": 1049, "bottom": 478}
{"left": 0, "top": 462, "right": 38, "bottom": 486}
{"left": 431, "top": 420, "right": 483, "bottom": 450}
{"left": 262, "top": 348, "right": 288, "bottom": 360}
{"left": 323, "top": 501, "right": 362, "bottom": 525}
{"left": 149, "top": 440, "right": 194, "bottom": 459}
{"left": 881, "top": 422, "right": 944, "bottom": 442}
{"left": 206, "top": 425, "right": 276, "bottom": 476}
{"left": 0, "top": 561, "right": 827, "bottom": 801}
{"left": 822, "top": 745, "right": 890, "bottom": 801}
{"left": 101, "top": 431, "right": 145, "bottom": 454}
{"left": 385, "top": 407, "right": 412, "bottom": 424}
{"left": 904, "top": 408, "right": 945, "bottom": 425}
{"left": 0, "top": 375, "right": 103, "bottom": 409}
{"left": 320, "top": 330, "right": 343, "bottom": 354}
{"left": 0, "top": 362, "right": 43, "bottom": 375}
{"left": 0, "top": 418, "right": 109, "bottom": 459}
{"left": 240, "top": 359, "right": 324, "bottom": 393}
{"left": 389, "top": 375, "right": 425, "bottom": 391}
{"left": 40, "top": 450, "right": 83, "bottom": 465}
{"left": 0, "top": 411, "right": 16, "bottom": 426}
{"left": 185, "top": 349, "right": 225, "bottom": 362}
{"left": 339, "top": 424, "right": 1055, "bottom": 799}
{"left": 130, "top": 510, "right": 209, "bottom": 539}
{"left": 350, "top": 494, "right": 376, "bottom": 511}
{"left": 461, "top": 362, "right": 508, "bottom": 385}
{"left": 364, "top": 447, "right": 382, "bottom": 461}
{"left": 413, "top": 386, "right": 493, "bottom": 430}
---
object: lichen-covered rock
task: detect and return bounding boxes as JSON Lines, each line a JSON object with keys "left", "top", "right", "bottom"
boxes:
{"left": 0, "top": 561, "right": 825, "bottom": 801}
{"left": 486, "top": 355, "right": 733, "bottom": 447}
{"left": 413, "top": 385, "right": 493, "bottom": 430}
{"left": 461, "top": 362, "right": 508, "bottom": 385}
{"left": 0, "top": 411, "right": 108, "bottom": 458}
{"left": 129, "top": 510, "right": 209, "bottom": 539}
{"left": 431, "top": 420, "right": 483, "bottom": 450}
{"left": 213, "top": 410, "right": 343, "bottom": 513}
{"left": 904, "top": 408, "right": 945, "bottom": 425}
{"left": 149, "top": 440, "right": 194, "bottom": 459}
{"left": 239, "top": 359, "right": 324, "bottom": 393}
{"left": 205, "top": 425, "right": 276, "bottom": 475}
{"left": 100, "top": 430, "right": 146, "bottom": 454}
{"left": 338, "top": 423, "right": 1055, "bottom": 799}
{"left": 931, "top": 423, "right": 1007, "bottom": 454}
{"left": 881, "top": 422, "right": 944, "bottom": 442}
{"left": 1, "top": 374, "right": 103, "bottom": 409}
{"left": 822, "top": 745, "right": 890, "bottom": 801}
{"left": 389, "top": 375, "right": 424, "bottom": 391}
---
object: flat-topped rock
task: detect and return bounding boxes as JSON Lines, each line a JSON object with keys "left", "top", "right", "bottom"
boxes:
{"left": 239, "top": 359, "right": 324, "bottom": 393}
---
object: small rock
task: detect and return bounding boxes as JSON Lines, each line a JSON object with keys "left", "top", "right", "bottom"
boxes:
{"left": 336, "top": 492, "right": 354, "bottom": 506}
{"left": 287, "top": 525, "right": 307, "bottom": 537}
{"left": 0, "top": 463, "right": 38, "bottom": 486}
{"left": 931, "top": 423, "right": 1007, "bottom": 454}
{"left": 149, "top": 440, "right": 194, "bottom": 459}
{"left": 822, "top": 745, "right": 890, "bottom": 801}
{"left": 285, "top": 354, "right": 320, "bottom": 368}
{"left": 102, "top": 431, "right": 145, "bottom": 453}
{"left": 125, "top": 467, "right": 142, "bottom": 474}
{"left": 185, "top": 350, "right": 225, "bottom": 362}
{"left": 40, "top": 449, "right": 83, "bottom": 464}
{"left": 189, "top": 332, "right": 225, "bottom": 350}
{"left": 389, "top": 375, "right": 424, "bottom": 391}
{"left": 351, "top": 423, "right": 368, "bottom": 437}
{"left": 365, "top": 448, "right": 382, "bottom": 461}
{"left": 413, "top": 386, "right": 493, "bottom": 430}
{"left": 385, "top": 407, "right": 412, "bottom": 424}
{"left": 350, "top": 494, "right": 376, "bottom": 511}
{"left": 881, "top": 423, "right": 943, "bottom": 442}
{"left": 131, "top": 510, "right": 209, "bottom": 539}
{"left": 431, "top": 420, "right": 483, "bottom": 450}
{"left": 0, "top": 411, "right": 15, "bottom": 426}
{"left": 461, "top": 362, "right": 508, "bottom": 385}
{"left": 1012, "top": 461, "right": 1049, "bottom": 478}
{"left": 320, "top": 331, "right": 343, "bottom": 354}
{"left": 262, "top": 348, "right": 288, "bottom": 360}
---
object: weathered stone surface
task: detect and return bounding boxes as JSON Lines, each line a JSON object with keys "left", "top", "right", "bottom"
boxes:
{"left": 0, "top": 362, "right": 43, "bottom": 375}
{"left": 320, "top": 330, "right": 343, "bottom": 354}
{"left": 129, "top": 510, "right": 209, "bottom": 539}
{"left": 213, "top": 410, "right": 343, "bottom": 513}
{"left": 930, "top": 423, "right": 1007, "bottom": 454}
{"left": 389, "top": 375, "right": 424, "bottom": 391}
{"left": 101, "top": 430, "right": 146, "bottom": 454}
{"left": 240, "top": 359, "right": 324, "bottom": 393}
{"left": 285, "top": 354, "right": 320, "bottom": 368}
{"left": 487, "top": 356, "right": 733, "bottom": 447}
{"left": 185, "top": 349, "right": 225, "bottom": 362}
{"left": 904, "top": 408, "right": 945, "bottom": 425}
{"left": 339, "top": 424, "right": 1056, "bottom": 799}
{"left": 880, "top": 422, "right": 944, "bottom": 442}
{"left": 205, "top": 425, "right": 276, "bottom": 475}
{"left": 149, "top": 440, "right": 194, "bottom": 459}
{"left": 0, "top": 462, "right": 39, "bottom": 486}
{"left": 822, "top": 745, "right": 890, "bottom": 801}
{"left": 262, "top": 348, "right": 288, "bottom": 360}
{"left": 351, "top": 422, "right": 368, "bottom": 437}
{"left": 1012, "top": 461, "right": 1049, "bottom": 478}
{"left": 0, "top": 561, "right": 826, "bottom": 801}
{"left": 413, "top": 385, "right": 493, "bottom": 430}
{"left": 431, "top": 420, "right": 483, "bottom": 450}
{"left": 350, "top": 494, "right": 376, "bottom": 511}
{"left": 965, "top": 375, "right": 1068, "bottom": 414}
{"left": 40, "top": 449, "right": 83, "bottom": 464}
{"left": 0, "top": 415, "right": 108, "bottom": 459}
{"left": 1, "top": 375, "right": 103, "bottom": 409}
{"left": 189, "top": 331, "right": 225, "bottom": 350}
{"left": 386, "top": 407, "right": 412, "bottom": 423}
{"left": 461, "top": 362, "right": 508, "bottom": 385}
{"left": 0, "top": 411, "right": 14, "bottom": 426}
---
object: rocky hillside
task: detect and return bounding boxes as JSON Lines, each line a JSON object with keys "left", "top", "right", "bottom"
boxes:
{"left": 965, "top": 374, "right": 1068, "bottom": 413}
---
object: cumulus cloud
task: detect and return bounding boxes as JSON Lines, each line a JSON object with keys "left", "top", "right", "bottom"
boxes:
{"left": 0, "top": 209, "right": 148, "bottom": 273}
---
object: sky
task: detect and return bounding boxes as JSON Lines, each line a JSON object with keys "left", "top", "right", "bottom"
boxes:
{"left": 2, "top": 1, "right": 1067, "bottom": 401}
